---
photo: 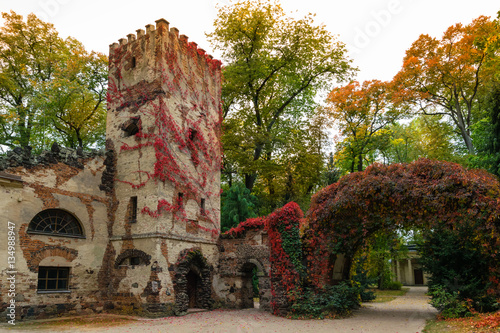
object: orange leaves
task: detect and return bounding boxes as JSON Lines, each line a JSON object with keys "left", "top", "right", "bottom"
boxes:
{"left": 392, "top": 15, "right": 499, "bottom": 154}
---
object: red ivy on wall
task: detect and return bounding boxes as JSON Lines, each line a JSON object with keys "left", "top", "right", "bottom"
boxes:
{"left": 107, "top": 29, "right": 222, "bottom": 238}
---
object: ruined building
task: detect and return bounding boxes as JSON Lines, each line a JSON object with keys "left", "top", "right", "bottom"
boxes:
{"left": 0, "top": 19, "right": 271, "bottom": 319}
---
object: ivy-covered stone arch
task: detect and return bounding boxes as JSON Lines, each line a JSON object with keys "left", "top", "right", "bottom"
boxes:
{"left": 304, "top": 159, "right": 500, "bottom": 296}
{"left": 173, "top": 248, "right": 213, "bottom": 315}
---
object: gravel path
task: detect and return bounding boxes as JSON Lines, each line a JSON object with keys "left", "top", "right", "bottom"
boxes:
{"left": 2, "top": 286, "right": 437, "bottom": 333}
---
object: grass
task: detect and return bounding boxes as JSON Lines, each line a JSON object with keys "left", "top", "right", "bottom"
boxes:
{"left": 5, "top": 314, "right": 137, "bottom": 331}
{"left": 423, "top": 312, "right": 500, "bottom": 333}
{"left": 369, "top": 287, "right": 409, "bottom": 303}
{"left": 423, "top": 318, "right": 499, "bottom": 333}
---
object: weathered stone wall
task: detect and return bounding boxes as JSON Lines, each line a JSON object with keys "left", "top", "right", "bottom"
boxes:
{"left": 0, "top": 18, "right": 281, "bottom": 320}
{"left": 0, "top": 151, "right": 109, "bottom": 319}
{"left": 216, "top": 229, "right": 271, "bottom": 311}
{"left": 101, "top": 18, "right": 222, "bottom": 314}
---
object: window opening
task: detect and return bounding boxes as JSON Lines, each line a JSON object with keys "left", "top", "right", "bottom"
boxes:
{"left": 37, "top": 267, "right": 70, "bottom": 291}
{"left": 130, "top": 196, "right": 138, "bottom": 223}
{"left": 129, "top": 257, "right": 141, "bottom": 266}
{"left": 200, "top": 198, "right": 206, "bottom": 215}
{"left": 28, "top": 209, "right": 83, "bottom": 238}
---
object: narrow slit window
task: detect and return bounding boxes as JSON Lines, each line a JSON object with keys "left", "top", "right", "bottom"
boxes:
{"left": 178, "top": 193, "right": 184, "bottom": 207}
{"left": 189, "top": 129, "right": 197, "bottom": 141}
{"left": 200, "top": 198, "right": 206, "bottom": 215}
{"left": 131, "top": 57, "right": 136, "bottom": 68}
{"left": 130, "top": 196, "right": 137, "bottom": 223}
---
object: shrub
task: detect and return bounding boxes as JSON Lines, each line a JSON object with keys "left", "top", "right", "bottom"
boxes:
{"left": 429, "top": 285, "right": 470, "bottom": 319}
{"left": 420, "top": 226, "right": 498, "bottom": 315}
{"left": 381, "top": 280, "right": 402, "bottom": 290}
{"left": 351, "top": 256, "right": 376, "bottom": 302}
{"left": 288, "top": 282, "right": 360, "bottom": 319}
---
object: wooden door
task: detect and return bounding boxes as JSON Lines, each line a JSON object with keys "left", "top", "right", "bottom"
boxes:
{"left": 186, "top": 270, "right": 199, "bottom": 308}
{"left": 414, "top": 269, "right": 424, "bottom": 285}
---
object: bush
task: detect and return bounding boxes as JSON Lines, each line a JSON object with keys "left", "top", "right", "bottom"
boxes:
{"left": 351, "top": 255, "right": 376, "bottom": 302}
{"left": 429, "top": 285, "right": 470, "bottom": 319}
{"left": 420, "top": 226, "right": 498, "bottom": 315}
{"left": 289, "top": 282, "right": 361, "bottom": 319}
{"left": 381, "top": 280, "right": 402, "bottom": 290}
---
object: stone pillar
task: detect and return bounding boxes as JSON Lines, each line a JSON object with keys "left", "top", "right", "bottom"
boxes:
{"left": 396, "top": 260, "right": 401, "bottom": 282}
{"left": 407, "top": 259, "right": 413, "bottom": 285}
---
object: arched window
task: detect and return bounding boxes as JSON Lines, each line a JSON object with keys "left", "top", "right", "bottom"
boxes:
{"left": 28, "top": 209, "right": 84, "bottom": 238}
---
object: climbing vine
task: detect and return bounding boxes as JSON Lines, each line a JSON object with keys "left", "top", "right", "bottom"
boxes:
{"left": 107, "top": 25, "right": 223, "bottom": 238}
{"left": 304, "top": 158, "right": 500, "bottom": 299}
{"left": 266, "top": 202, "right": 305, "bottom": 315}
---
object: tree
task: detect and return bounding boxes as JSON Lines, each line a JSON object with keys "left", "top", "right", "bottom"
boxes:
{"left": 0, "top": 11, "right": 107, "bottom": 151}
{"left": 393, "top": 15, "right": 499, "bottom": 154}
{"left": 419, "top": 225, "right": 497, "bottom": 314}
{"left": 42, "top": 40, "right": 107, "bottom": 149}
{"left": 326, "top": 80, "right": 404, "bottom": 172}
{"left": 377, "top": 115, "right": 467, "bottom": 165}
{"left": 252, "top": 115, "right": 326, "bottom": 214}
{"left": 208, "top": 0, "right": 355, "bottom": 191}
{"left": 470, "top": 13, "right": 500, "bottom": 175}
{"left": 221, "top": 183, "right": 258, "bottom": 232}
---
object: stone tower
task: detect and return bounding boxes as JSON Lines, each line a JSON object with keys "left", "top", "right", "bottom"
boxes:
{"left": 105, "top": 19, "right": 222, "bottom": 313}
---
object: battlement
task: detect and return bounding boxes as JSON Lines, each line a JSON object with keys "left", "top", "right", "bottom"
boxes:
{"left": 109, "top": 18, "right": 221, "bottom": 73}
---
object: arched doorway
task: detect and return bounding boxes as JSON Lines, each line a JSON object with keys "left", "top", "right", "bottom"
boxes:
{"left": 186, "top": 267, "right": 202, "bottom": 308}
{"left": 239, "top": 259, "right": 270, "bottom": 310}
{"left": 240, "top": 263, "right": 258, "bottom": 308}
{"left": 173, "top": 248, "right": 213, "bottom": 315}
{"left": 304, "top": 159, "right": 500, "bottom": 297}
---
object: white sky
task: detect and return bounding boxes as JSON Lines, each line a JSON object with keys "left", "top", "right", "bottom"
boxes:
{"left": 0, "top": 0, "right": 498, "bottom": 83}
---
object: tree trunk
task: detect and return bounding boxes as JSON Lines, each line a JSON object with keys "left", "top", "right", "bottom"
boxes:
{"left": 245, "top": 173, "right": 257, "bottom": 192}
{"left": 357, "top": 154, "right": 363, "bottom": 172}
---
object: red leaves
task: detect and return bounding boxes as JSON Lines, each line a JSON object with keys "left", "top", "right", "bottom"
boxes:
{"left": 305, "top": 158, "right": 500, "bottom": 292}
{"left": 223, "top": 217, "right": 265, "bottom": 238}
{"left": 110, "top": 34, "right": 222, "bottom": 239}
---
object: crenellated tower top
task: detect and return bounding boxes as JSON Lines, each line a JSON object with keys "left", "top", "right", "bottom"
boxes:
{"left": 106, "top": 18, "right": 222, "bottom": 241}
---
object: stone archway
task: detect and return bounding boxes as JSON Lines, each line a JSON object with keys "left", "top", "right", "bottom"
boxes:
{"left": 239, "top": 259, "right": 270, "bottom": 310}
{"left": 305, "top": 159, "right": 500, "bottom": 293}
{"left": 173, "top": 248, "right": 213, "bottom": 315}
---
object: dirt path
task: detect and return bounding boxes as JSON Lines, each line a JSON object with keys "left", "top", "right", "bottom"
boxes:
{"left": 2, "top": 286, "right": 437, "bottom": 333}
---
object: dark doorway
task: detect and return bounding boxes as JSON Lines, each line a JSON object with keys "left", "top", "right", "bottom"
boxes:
{"left": 414, "top": 268, "right": 424, "bottom": 285}
{"left": 241, "top": 263, "right": 259, "bottom": 309}
{"left": 186, "top": 270, "right": 200, "bottom": 308}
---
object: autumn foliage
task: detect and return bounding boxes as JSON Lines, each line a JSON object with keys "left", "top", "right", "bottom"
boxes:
{"left": 222, "top": 202, "right": 305, "bottom": 315}
{"left": 304, "top": 158, "right": 500, "bottom": 296}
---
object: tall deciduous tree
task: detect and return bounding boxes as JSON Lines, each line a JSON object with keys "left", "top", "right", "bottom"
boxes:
{"left": 0, "top": 11, "right": 107, "bottom": 151}
{"left": 393, "top": 15, "right": 498, "bottom": 154}
{"left": 208, "top": 0, "right": 355, "bottom": 191}
{"left": 326, "top": 80, "right": 404, "bottom": 172}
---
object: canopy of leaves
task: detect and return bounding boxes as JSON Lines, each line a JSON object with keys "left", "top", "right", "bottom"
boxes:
{"left": 0, "top": 11, "right": 107, "bottom": 151}
{"left": 208, "top": 0, "right": 355, "bottom": 192}
{"left": 377, "top": 115, "right": 467, "bottom": 165}
{"left": 326, "top": 80, "right": 406, "bottom": 172}
{"left": 393, "top": 15, "right": 499, "bottom": 154}
{"left": 304, "top": 158, "right": 500, "bottom": 296}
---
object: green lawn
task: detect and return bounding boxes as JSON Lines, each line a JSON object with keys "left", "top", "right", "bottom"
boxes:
{"left": 369, "top": 287, "right": 409, "bottom": 303}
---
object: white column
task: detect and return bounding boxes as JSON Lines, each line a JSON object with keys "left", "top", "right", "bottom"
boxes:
{"left": 407, "top": 259, "right": 413, "bottom": 285}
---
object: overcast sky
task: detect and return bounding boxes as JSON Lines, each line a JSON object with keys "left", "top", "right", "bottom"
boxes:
{"left": 1, "top": 1, "right": 499, "bottom": 83}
